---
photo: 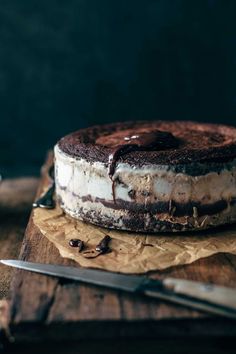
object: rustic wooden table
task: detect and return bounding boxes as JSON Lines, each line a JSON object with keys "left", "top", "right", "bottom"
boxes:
{"left": 0, "top": 174, "right": 236, "bottom": 354}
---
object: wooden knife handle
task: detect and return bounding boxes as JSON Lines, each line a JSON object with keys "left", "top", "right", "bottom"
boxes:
{"left": 143, "top": 286, "right": 236, "bottom": 319}
{"left": 163, "top": 278, "right": 236, "bottom": 310}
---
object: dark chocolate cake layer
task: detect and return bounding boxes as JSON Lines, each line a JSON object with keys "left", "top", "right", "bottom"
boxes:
{"left": 58, "top": 121, "right": 236, "bottom": 167}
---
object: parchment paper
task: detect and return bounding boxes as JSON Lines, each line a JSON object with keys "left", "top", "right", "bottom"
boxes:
{"left": 32, "top": 205, "right": 236, "bottom": 274}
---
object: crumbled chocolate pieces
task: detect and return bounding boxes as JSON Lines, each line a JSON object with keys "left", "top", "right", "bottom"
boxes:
{"left": 82, "top": 235, "right": 112, "bottom": 258}
{"left": 69, "top": 239, "right": 84, "bottom": 252}
{"left": 69, "top": 235, "right": 112, "bottom": 259}
{"left": 95, "top": 235, "right": 111, "bottom": 254}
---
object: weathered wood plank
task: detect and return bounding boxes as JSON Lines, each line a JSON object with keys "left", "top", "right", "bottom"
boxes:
{"left": 0, "top": 178, "right": 38, "bottom": 299}
{"left": 7, "top": 156, "right": 236, "bottom": 342}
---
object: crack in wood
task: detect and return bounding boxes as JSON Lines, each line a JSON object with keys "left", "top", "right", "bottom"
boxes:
{"left": 39, "top": 283, "right": 58, "bottom": 323}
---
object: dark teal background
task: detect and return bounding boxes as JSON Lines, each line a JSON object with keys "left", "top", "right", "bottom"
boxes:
{"left": 1, "top": 0, "right": 236, "bottom": 176}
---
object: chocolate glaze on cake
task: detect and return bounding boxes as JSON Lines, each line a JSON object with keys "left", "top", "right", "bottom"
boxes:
{"left": 55, "top": 121, "right": 236, "bottom": 232}
{"left": 106, "top": 130, "right": 179, "bottom": 201}
{"left": 107, "top": 130, "right": 179, "bottom": 178}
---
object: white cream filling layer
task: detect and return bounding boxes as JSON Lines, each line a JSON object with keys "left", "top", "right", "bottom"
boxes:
{"left": 54, "top": 144, "right": 236, "bottom": 206}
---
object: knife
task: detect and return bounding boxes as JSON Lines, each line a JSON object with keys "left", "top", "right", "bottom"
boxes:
{"left": 1, "top": 259, "right": 236, "bottom": 319}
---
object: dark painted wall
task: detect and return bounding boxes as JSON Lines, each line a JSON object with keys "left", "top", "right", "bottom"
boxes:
{"left": 1, "top": 0, "right": 236, "bottom": 176}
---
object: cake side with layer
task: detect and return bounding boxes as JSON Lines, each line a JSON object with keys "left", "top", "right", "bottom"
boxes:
{"left": 55, "top": 121, "right": 236, "bottom": 232}
{"left": 55, "top": 145, "right": 236, "bottom": 232}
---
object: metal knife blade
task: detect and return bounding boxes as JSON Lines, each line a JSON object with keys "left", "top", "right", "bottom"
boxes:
{"left": 2, "top": 259, "right": 236, "bottom": 319}
{"left": 0, "top": 259, "right": 147, "bottom": 292}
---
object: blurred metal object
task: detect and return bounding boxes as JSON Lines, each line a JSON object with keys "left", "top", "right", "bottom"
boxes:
{"left": 32, "top": 164, "right": 55, "bottom": 209}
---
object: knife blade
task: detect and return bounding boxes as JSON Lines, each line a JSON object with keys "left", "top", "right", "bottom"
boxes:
{"left": 1, "top": 259, "right": 236, "bottom": 319}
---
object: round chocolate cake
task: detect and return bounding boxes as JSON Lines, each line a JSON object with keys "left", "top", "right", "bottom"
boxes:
{"left": 54, "top": 121, "right": 236, "bottom": 232}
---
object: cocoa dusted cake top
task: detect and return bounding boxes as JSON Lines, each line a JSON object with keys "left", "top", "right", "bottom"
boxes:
{"left": 58, "top": 121, "right": 236, "bottom": 166}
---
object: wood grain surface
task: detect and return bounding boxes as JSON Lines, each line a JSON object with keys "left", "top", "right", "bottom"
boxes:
{"left": 5, "top": 157, "right": 236, "bottom": 348}
{"left": 0, "top": 178, "right": 38, "bottom": 299}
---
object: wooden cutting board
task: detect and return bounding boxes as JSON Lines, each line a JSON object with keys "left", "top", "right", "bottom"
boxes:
{"left": 6, "top": 154, "right": 236, "bottom": 346}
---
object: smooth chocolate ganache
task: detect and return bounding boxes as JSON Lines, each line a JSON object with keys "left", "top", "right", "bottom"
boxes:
{"left": 54, "top": 121, "right": 236, "bottom": 232}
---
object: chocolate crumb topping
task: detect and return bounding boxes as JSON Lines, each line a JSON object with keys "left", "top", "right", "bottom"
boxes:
{"left": 58, "top": 121, "right": 236, "bottom": 167}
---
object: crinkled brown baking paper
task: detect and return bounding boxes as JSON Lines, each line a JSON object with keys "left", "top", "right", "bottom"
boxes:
{"left": 33, "top": 206, "right": 236, "bottom": 274}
